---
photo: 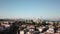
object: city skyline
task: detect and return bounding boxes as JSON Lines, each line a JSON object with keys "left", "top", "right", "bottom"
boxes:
{"left": 0, "top": 0, "right": 60, "bottom": 19}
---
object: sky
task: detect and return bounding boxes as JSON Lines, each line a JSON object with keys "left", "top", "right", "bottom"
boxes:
{"left": 0, "top": 0, "right": 60, "bottom": 19}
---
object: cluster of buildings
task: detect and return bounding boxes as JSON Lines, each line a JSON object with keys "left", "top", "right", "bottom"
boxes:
{"left": 0, "top": 19, "right": 15, "bottom": 33}
{"left": 0, "top": 18, "right": 60, "bottom": 34}
{"left": 17, "top": 18, "right": 60, "bottom": 34}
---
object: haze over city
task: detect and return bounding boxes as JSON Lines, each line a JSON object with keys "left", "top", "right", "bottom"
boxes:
{"left": 0, "top": 0, "right": 60, "bottom": 19}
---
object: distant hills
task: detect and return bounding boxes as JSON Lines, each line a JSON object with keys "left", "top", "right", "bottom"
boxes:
{"left": 0, "top": 18, "right": 60, "bottom": 22}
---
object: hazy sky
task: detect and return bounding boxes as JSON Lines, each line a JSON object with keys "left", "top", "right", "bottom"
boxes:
{"left": 0, "top": 0, "right": 60, "bottom": 19}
